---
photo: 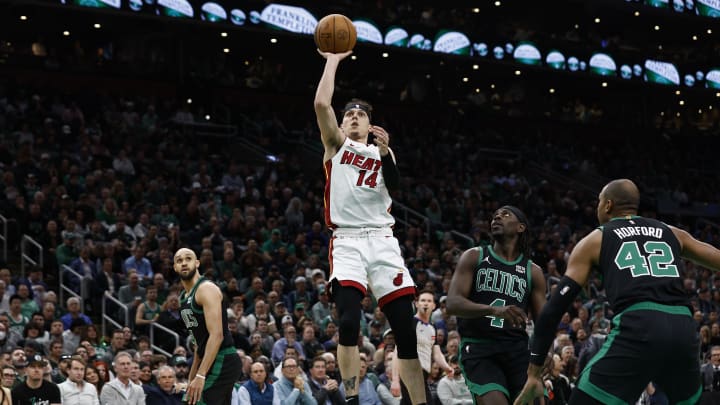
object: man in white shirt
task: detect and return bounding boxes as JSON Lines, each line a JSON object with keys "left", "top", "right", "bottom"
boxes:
{"left": 59, "top": 356, "right": 100, "bottom": 405}
{"left": 99, "top": 351, "right": 145, "bottom": 405}
{"left": 436, "top": 356, "right": 473, "bottom": 405}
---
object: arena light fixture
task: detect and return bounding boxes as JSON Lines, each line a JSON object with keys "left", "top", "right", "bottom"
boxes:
{"left": 716, "top": 92, "right": 720, "bottom": 97}
{"left": 63, "top": 31, "right": 70, "bottom": 36}
{"left": 679, "top": 100, "right": 685, "bottom": 105}
{"left": 654, "top": 25, "right": 660, "bottom": 31}
{"left": 186, "top": 98, "right": 192, "bottom": 104}
{"left": 708, "top": 29, "right": 713, "bottom": 34}
{"left": 472, "top": 8, "right": 480, "bottom": 13}
{"left": 475, "top": 88, "right": 480, "bottom": 93}
{"left": 462, "top": 77, "right": 469, "bottom": 82}
{"left": 634, "top": 11, "right": 640, "bottom": 16}
{"left": 549, "top": 88, "right": 555, "bottom": 93}
{"left": 425, "top": 74, "right": 431, "bottom": 79}
{"left": 94, "top": 23, "right": 101, "bottom": 29}
{"left": 270, "top": 38, "right": 277, "bottom": 43}
{"left": 223, "top": 48, "right": 229, "bottom": 53}
{"left": 594, "top": 18, "right": 600, "bottom": 23}
{"left": 205, "top": 115, "right": 211, "bottom": 121}
{"left": 675, "top": 90, "right": 681, "bottom": 95}
{"left": 676, "top": 112, "right": 680, "bottom": 117}
{"left": 490, "top": 84, "right": 495, "bottom": 89}
{"left": 221, "top": 32, "right": 227, "bottom": 37}
{"left": 20, "top": 15, "right": 27, "bottom": 21}
{"left": 699, "top": 109, "right": 702, "bottom": 114}
{"left": 693, "top": 35, "right": 698, "bottom": 41}
{"left": 601, "top": 82, "right": 608, "bottom": 87}
{"left": 472, "top": 64, "right": 479, "bottom": 70}
{"left": 574, "top": 24, "right": 579, "bottom": 29}
{"left": 494, "top": 1, "right": 501, "bottom": 7}
{"left": 351, "top": 55, "right": 357, "bottom": 60}
{"left": 514, "top": 70, "right": 521, "bottom": 76}
{"left": 382, "top": 52, "right": 389, "bottom": 58}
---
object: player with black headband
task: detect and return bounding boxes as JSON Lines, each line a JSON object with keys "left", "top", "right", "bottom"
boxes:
{"left": 447, "top": 205, "right": 547, "bottom": 405}
{"left": 515, "top": 179, "right": 720, "bottom": 405}
{"left": 314, "top": 49, "right": 427, "bottom": 405}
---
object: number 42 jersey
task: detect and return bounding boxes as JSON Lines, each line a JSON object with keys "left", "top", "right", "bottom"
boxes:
{"left": 457, "top": 246, "right": 533, "bottom": 341}
{"left": 599, "top": 216, "right": 688, "bottom": 314}
{"left": 324, "top": 137, "right": 394, "bottom": 229}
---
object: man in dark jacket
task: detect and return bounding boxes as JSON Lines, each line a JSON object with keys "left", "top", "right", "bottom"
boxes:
{"left": 143, "top": 365, "right": 183, "bottom": 405}
{"left": 308, "top": 356, "right": 344, "bottom": 405}
{"left": 234, "top": 362, "right": 274, "bottom": 405}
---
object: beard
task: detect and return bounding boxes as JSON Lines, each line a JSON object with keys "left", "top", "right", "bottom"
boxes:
{"left": 179, "top": 266, "right": 198, "bottom": 281}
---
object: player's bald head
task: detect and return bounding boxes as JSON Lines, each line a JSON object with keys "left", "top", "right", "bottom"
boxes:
{"left": 173, "top": 248, "right": 196, "bottom": 261}
{"left": 601, "top": 179, "right": 640, "bottom": 214}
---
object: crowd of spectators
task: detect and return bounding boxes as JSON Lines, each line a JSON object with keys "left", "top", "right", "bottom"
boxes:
{"left": 0, "top": 7, "right": 719, "bottom": 402}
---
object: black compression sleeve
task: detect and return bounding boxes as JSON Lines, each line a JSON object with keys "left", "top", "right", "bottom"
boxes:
{"left": 381, "top": 153, "right": 400, "bottom": 191}
{"left": 529, "top": 276, "right": 582, "bottom": 366}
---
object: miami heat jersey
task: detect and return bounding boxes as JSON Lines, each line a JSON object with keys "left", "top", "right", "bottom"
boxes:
{"left": 324, "top": 137, "right": 394, "bottom": 228}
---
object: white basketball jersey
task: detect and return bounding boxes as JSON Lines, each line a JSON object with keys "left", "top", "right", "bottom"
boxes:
{"left": 324, "top": 137, "right": 394, "bottom": 229}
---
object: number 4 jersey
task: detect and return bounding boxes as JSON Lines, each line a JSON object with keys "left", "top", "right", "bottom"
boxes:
{"left": 324, "top": 137, "right": 394, "bottom": 229}
{"left": 457, "top": 246, "right": 533, "bottom": 341}
{"left": 599, "top": 216, "right": 688, "bottom": 314}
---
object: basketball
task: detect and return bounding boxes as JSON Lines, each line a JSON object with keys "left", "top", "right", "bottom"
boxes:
{"left": 314, "top": 14, "right": 357, "bottom": 54}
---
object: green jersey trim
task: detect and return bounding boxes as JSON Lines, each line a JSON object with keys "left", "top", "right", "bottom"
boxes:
{"left": 475, "top": 246, "right": 484, "bottom": 267}
{"left": 488, "top": 246, "right": 524, "bottom": 266}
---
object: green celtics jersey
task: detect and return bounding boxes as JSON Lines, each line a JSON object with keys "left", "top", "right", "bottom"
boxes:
{"left": 179, "top": 277, "right": 235, "bottom": 358}
{"left": 457, "top": 246, "right": 532, "bottom": 340}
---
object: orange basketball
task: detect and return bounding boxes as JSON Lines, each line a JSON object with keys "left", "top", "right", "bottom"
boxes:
{"left": 314, "top": 14, "right": 357, "bottom": 54}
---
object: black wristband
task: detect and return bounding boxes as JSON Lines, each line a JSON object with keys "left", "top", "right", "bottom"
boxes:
{"left": 381, "top": 153, "right": 400, "bottom": 191}
{"left": 529, "top": 276, "right": 582, "bottom": 366}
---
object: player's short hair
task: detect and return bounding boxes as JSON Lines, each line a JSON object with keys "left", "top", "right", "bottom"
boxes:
{"left": 341, "top": 98, "right": 373, "bottom": 121}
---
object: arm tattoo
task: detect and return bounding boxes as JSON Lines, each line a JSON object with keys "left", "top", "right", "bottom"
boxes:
{"left": 343, "top": 376, "right": 357, "bottom": 390}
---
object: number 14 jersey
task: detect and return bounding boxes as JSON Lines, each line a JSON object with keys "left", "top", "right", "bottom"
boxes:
{"left": 324, "top": 137, "right": 394, "bottom": 229}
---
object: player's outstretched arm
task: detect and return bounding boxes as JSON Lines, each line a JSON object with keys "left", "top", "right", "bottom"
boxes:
{"left": 314, "top": 50, "right": 352, "bottom": 154}
{"left": 671, "top": 226, "right": 720, "bottom": 271}
{"left": 515, "top": 230, "right": 600, "bottom": 405}
{"left": 446, "top": 248, "right": 527, "bottom": 328}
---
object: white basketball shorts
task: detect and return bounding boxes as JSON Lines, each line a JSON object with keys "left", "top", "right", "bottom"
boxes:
{"left": 329, "top": 227, "right": 416, "bottom": 308}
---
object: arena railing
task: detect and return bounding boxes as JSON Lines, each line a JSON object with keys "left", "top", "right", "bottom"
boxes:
{"left": 101, "top": 291, "right": 129, "bottom": 338}
{"left": 392, "top": 201, "right": 431, "bottom": 240}
{"left": 149, "top": 322, "right": 180, "bottom": 358}
{"left": 20, "top": 235, "right": 43, "bottom": 279}
{"left": 59, "top": 264, "right": 87, "bottom": 314}
{"left": 0, "top": 215, "right": 8, "bottom": 263}
{"left": 449, "top": 230, "right": 475, "bottom": 250}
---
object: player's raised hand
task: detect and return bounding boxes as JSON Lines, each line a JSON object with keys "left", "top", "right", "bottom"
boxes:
{"left": 513, "top": 375, "right": 545, "bottom": 405}
{"left": 316, "top": 49, "right": 353, "bottom": 61}
{"left": 370, "top": 125, "right": 390, "bottom": 156}
{"left": 492, "top": 305, "right": 528, "bottom": 329}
